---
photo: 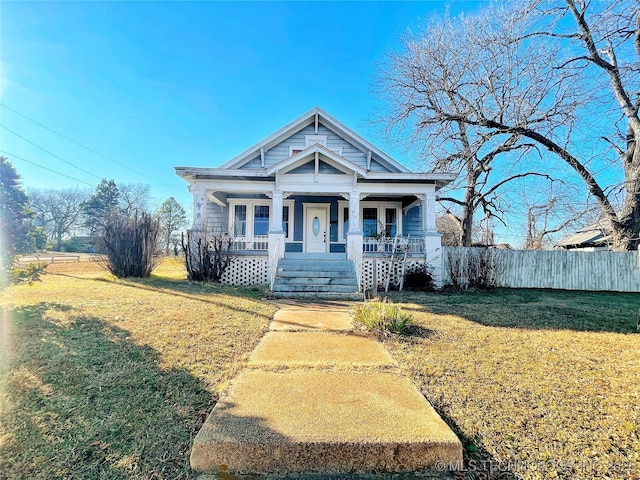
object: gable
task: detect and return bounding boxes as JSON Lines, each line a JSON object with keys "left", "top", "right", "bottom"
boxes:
{"left": 261, "top": 124, "right": 367, "bottom": 170}
{"left": 225, "top": 107, "right": 410, "bottom": 174}
{"left": 287, "top": 160, "right": 344, "bottom": 175}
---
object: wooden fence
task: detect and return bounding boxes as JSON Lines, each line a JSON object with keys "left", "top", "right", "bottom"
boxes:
{"left": 441, "top": 247, "right": 640, "bottom": 292}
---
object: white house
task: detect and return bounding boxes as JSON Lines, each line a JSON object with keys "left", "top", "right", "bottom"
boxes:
{"left": 175, "top": 107, "right": 454, "bottom": 297}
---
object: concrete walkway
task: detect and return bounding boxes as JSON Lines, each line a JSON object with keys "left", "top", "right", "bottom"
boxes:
{"left": 190, "top": 301, "right": 462, "bottom": 477}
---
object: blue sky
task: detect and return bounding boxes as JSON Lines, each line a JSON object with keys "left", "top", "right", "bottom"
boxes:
{"left": 1, "top": 0, "right": 486, "bottom": 220}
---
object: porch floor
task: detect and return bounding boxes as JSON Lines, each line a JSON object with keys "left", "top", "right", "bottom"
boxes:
{"left": 190, "top": 302, "right": 462, "bottom": 476}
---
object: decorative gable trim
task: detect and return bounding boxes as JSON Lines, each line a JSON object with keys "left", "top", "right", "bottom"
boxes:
{"left": 220, "top": 107, "right": 410, "bottom": 173}
{"left": 266, "top": 144, "right": 368, "bottom": 177}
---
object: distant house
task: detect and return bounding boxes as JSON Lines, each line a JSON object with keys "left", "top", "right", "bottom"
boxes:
{"left": 556, "top": 222, "right": 612, "bottom": 251}
{"left": 175, "top": 107, "right": 454, "bottom": 296}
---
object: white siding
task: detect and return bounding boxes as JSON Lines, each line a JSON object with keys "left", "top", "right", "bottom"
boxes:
{"left": 205, "top": 203, "right": 229, "bottom": 232}
{"left": 442, "top": 247, "right": 640, "bottom": 292}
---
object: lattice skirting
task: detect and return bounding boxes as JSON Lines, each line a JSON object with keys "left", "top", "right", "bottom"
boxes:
{"left": 361, "top": 257, "right": 427, "bottom": 291}
{"left": 220, "top": 256, "right": 268, "bottom": 286}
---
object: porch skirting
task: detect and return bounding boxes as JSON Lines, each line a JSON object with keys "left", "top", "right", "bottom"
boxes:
{"left": 220, "top": 256, "right": 269, "bottom": 286}
{"left": 217, "top": 254, "right": 432, "bottom": 291}
{"left": 361, "top": 257, "right": 428, "bottom": 291}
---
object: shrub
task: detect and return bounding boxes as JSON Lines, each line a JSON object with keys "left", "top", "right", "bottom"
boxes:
{"left": 102, "top": 213, "right": 160, "bottom": 278}
{"left": 352, "top": 300, "right": 413, "bottom": 334}
{"left": 10, "top": 262, "right": 47, "bottom": 285}
{"left": 445, "top": 247, "right": 500, "bottom": 292}
{"left": 182, "top": 227, "right": 233, "bottom": 282}
{"left": 60, "top": 237, "right": 82, "bottom": 252}
{"left": 403, "top": 263, "right": 436, "bottom": 291}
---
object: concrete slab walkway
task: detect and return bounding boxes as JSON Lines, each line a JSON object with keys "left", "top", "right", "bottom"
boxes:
{"left": 190, "top": 301, "right": 462, "bottom": 476}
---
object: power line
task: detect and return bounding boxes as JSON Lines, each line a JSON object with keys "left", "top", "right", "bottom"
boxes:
{"left": 0, "top": 103, "right": 173, "bottom": 187}
{"left": 0, "top": 149, "right": 96, "bottom": 187}
{"left": 1, "top": 125, "right": 103, "bottom": 181}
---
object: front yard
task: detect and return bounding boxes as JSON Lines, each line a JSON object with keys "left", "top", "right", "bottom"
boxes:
{"left": 385, "top": 289, "right": 640, "bottom": 479}
{"left": 0, "top": 259, "right": 276, "bottom": 479}
{"left": 1, "top": 260, "right": 638, "bottom": 479}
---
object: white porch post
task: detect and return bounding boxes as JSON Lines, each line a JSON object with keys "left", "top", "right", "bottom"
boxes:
{"left": 422, "top": 191, "right": 437, "bottom": 234}
{"left": 267, "top": 190, "right": 285, "bottom": 288}
{"left": 346, "top": 193, "right": 364, "bottom": 290}
{"left": 420, "top": 190, "right": 443, "bottom": 286}
{"left": 190, "top": 186, "right": 207, "bottom": 229}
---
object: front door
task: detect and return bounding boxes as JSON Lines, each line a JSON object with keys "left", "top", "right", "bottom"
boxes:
{"left": 304, "top": 206, "right": 329, "bottom": 253}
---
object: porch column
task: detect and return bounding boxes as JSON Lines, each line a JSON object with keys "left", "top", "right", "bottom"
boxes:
{"left": 348, "top": 193, "right": 361, "bottom": 234}
{"left": 269, "top": 190, "right": 284, "bottom": 234}
{"left": 267, "top": 190, "right": 285, "bottom": 289}
{"left": 346, "top": 193, "right": 364, "bottom": 290}
{"left": 190, "top": 186, "right": 207, "bottom": 229}
{"left": 421, "top": 191, "right": 437, "bottom": 234}
{"left": 420, "top": 191, "right": 443, "bottom": 286}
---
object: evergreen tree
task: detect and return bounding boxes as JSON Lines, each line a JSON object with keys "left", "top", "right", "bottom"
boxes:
{"left": 0, "top": 157, "right": 34, "bottom": 278}
{"left": 83, "top": 179, "right": 120, "bottom": 235}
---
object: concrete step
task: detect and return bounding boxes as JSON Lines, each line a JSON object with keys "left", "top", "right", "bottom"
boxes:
{"left": 190, "top": 370, "right": 463, "bottom": 475}
{"left": 284, "top": 252, "right": 347, "bottom": 260}
{"left": 272, "top": 284, "right": 358, "bottom": 293}
{"left": 275, "top": 276, "right": 357, "bottom": 286}
{"left": 276, "top": 270, "right": 355, "bottom": 279}
{"left": 270, "top": 291, "right": 364, "bottom": 300}
{"left": 277, "top": 261, "right": 354, "bottom": 273}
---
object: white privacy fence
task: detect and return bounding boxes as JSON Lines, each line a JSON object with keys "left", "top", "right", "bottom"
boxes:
{"left": 442, "top": 247, "right": 640, "bottom": 292}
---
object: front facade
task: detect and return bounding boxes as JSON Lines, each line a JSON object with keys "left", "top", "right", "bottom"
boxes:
{"left": 176, "top": 107, "right": 454, "bottom": 291}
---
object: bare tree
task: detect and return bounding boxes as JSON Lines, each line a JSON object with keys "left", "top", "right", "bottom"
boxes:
{"left": 118, "top": 183, "right": 151, "bottom": 217}
{"left": 378, "top": 0, "right": 640, "bottom": 250}
{"left": 377, "top": 5, "right": 556, "bottom": 246}
{"left": 29, "top": 188, "right": 89, "bottom": 250}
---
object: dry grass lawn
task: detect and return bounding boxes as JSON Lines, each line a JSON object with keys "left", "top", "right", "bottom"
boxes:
{"left": 2, "top": 260, "right": 639, "bottom": 480}
{"left": 384, "top": 290, "right": 640, "bottom": 479}
{"left": 0, "top": 258, "right": 277, "bottom": 479}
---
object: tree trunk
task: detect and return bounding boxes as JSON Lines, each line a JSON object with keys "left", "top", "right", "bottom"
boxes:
{"left": 460, "top": 166, "right": 479, "bottom": 247}
{"left": 614, "top": 126, "right": 640, "bottom": 250}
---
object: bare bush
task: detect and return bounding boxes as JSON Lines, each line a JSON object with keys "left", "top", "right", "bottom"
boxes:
{"left": 446, "top": 247, "right": 500, "bottom": 292}
{"left": 182, "top": 227, "right": 233, "bottom": 282}
{"left": 102, "top": 213, "right": 160, "bottom": 278}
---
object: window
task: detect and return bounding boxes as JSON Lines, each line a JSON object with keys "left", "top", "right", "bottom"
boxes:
{"left": 363, "top": 208, "right": 378, "bottom": 238}
{"left": 234, "top": 205, "right": 246, "bottom": 236}
{"left": 385, "top": 208, "right": 397, "bottom": 237}
{"left": 305, "top": 135, "right": 327, "bottom": 147}
{"left": 254, "top": 205, "right": 269, "bottom": 236}
{"left": 229, "top": 199, "right": 294, "bottom": 241}
{"left": 282, "top": 206, "right": 290, "bottom": 237}
{"left": 337, "top": 201, "right": 403, "bottom": 241}
{"left": 342, "top": 207, "right": 349, "bottom": 238}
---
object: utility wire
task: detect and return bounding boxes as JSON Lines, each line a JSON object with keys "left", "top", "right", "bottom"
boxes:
{"left": 0, "top": 149, "right": 96, "bottom": 187}
{"left": 1, "top": 125, "right": 103, "bottom": 181}
{"left": 0, "top": 103, "right": 173, "bottom": 187}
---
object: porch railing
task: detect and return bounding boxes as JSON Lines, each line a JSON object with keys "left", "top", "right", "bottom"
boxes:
{"left": 362, "top": 236, "right": 423, "bottom": 254}
{"left": 231, "top": 235, "right": 269, "bottom": 251}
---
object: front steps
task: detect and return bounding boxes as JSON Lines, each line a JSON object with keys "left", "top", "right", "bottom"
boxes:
{"left": 271, "top": 253, "right": 362, "bottom": 300}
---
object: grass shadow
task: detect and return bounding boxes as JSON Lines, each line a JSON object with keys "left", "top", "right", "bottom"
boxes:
{"left": 47, "top": 272, "right": 274, "bottom": 321}
{"left": 389, "top": 288, "right": 640, "bottom": 334}
{"left": 1, "top": 302, "right": 215, "bottom": 479}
